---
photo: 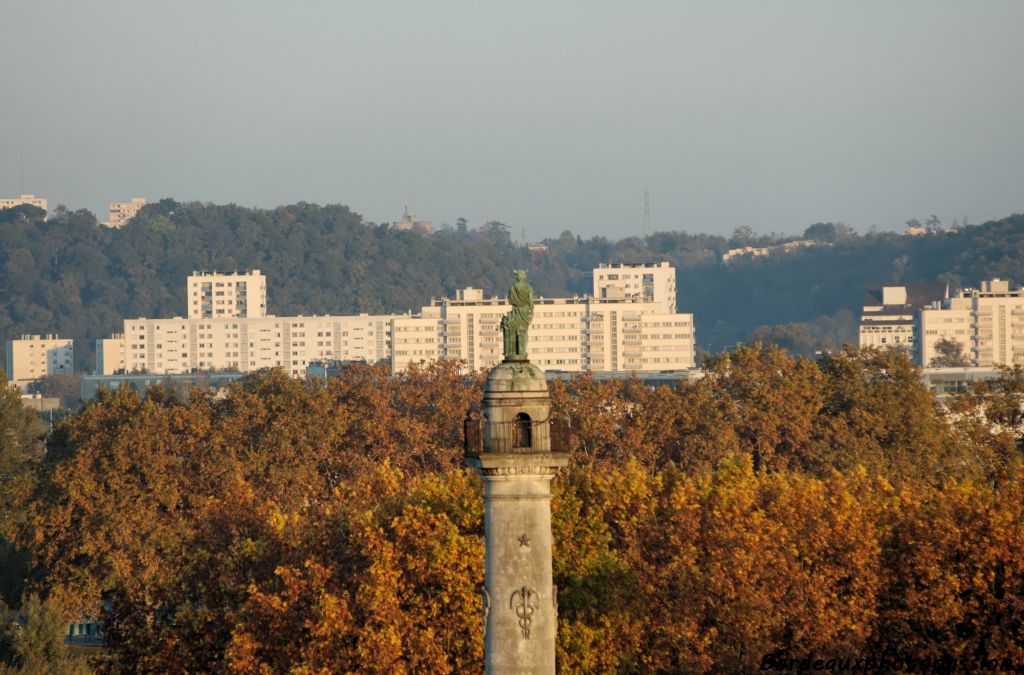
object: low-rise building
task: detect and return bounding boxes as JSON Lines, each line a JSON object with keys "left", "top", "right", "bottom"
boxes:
{"left": 722, "top": 246, "right": 770, "bottom": 263}
{"left": 81, "top": 372, "right": 246, "bottom": 402}
{"left": 4, "top": 334, "right": 74, "bottom": 389}
{"left": 393, "top": 206, "right": 432, "bottom": 233}
{"left": 721, "top": 240, "right": 820, "bottom": 264}
{"left": 920, "top": 366, "right": 1003, "bottom": 399}
{"left": 106, "top": 197, "right": 147, "bottom": 228}
{"left": 0, "top": 194, "right": 47, "bottom": 212}
{"left": 859, "top": 282, "right": 948, "bottom": 352}
{"left": 20, "top": 393, "right": 61, "bottom": 412}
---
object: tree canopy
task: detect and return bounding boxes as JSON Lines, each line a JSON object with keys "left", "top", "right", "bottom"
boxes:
{"left": 2, "top": 348, "right": 1023, "bottom": 671}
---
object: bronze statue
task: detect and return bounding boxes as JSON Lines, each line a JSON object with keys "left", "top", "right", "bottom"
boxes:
{"left": 501, "top": 270, "right": 534, "bottom": 360}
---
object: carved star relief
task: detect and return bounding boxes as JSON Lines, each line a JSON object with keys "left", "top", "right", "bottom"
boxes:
{"left": 518, "top": 533, "right": 531, "bottom": 547}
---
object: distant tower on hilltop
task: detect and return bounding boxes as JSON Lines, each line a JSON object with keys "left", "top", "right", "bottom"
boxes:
{"left": 464, "top": 270, "right": 569, "bottom": 674}
{"left": 394, "top": 204, "right": 433, "bottom": 233}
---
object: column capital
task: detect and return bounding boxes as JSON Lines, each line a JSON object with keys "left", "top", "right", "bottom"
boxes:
{"left": 464, "top": 452, "right": 570, "bottom": 477}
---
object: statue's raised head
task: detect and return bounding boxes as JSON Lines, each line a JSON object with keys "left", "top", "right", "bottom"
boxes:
{"left": 514, "top": 269, "right": 527, "bottom": 283}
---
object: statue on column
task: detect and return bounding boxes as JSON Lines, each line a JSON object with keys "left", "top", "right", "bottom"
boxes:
{"left": 501, "top": 270, "right": 534, "bottom": 361}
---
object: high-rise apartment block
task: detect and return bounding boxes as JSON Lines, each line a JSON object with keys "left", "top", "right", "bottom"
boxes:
{"left": 97, "top": 263, "right": 696, "bottom": 378}
{"left": 107, "top": 198, "right": 147, "bottom": 228}
{"left": 5, "top": 334, "right": 73, "bottom": 389}
{"left": 0, "top": 194, "right": 47, "bottom": 212}
{"left": 187, "top": 270, "right": 267, "bottom": 319}
{"left": 919, "top": 279, "right": 1024, "bottom": 367}
{"left": 593, "top": 261, "right": 676, "bottom": 312}
{"left": 859, "top": 278, "right": 1024, "bottom": 368}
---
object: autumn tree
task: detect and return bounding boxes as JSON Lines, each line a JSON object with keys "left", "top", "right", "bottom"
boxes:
{"left": 700, "top": 344, "right": 824, "bottom": 472}
{"left": 13, "top": 351, "right": 1024, "bottom": 672}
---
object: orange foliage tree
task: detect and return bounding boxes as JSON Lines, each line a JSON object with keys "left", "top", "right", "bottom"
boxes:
{"left": 12, "top": 348, "right": 1024, "bottom": 672}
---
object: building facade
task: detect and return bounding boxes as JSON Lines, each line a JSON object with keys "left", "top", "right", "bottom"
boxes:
{"left": 918, "top": 279, "right": 1024, "bottom": 367}
{"left": 592, "top": 261, "right": 676, "bottom": 312}
{"left": 107, "top": 198, "right": 147, "bottom": 228}
{"left": 393, "top": 205, "right": 433, "bottom": 233}
{"left": 5, "top": 334, "right": 73, "bottom": 389}
{"left": 859, "top": 282, "right": 947, "bottom": 352}
{"left": 95, "top": 334, "right": 126, "bottom": 375}
{"left": 0, "top": 194, "right": 47, "bottom": 212}
{"left": 187, "top": 270, "right": 268, "bottom": 319}
{"left": 391, "top": 267, "right": 694, "bottom": 374}
{"left": 98, "top": 263, "right": 696, "bottom": 378}
{"left": 116, "top": 313, "right": 395, "bottom": 378}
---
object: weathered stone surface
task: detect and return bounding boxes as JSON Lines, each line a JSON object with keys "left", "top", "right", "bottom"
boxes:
{"left": 466, "top": 354, "right": 565, "bottom": 674}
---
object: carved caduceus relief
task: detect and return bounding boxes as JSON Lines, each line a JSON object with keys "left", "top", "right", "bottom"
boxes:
{"left": 509, "top": 586, "right": 539, "bottom": 639}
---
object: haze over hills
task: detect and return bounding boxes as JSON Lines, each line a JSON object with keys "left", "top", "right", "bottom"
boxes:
{"left": 1, "top": 200, "right": 1022, "bottom": 369}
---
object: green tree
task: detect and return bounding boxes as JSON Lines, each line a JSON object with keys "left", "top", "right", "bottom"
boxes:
{"left": 0, "top": 371, "right": 46, "bottom": 608}
{"left": 0, "top": 594, "right": 90, "bottom": 675}
{"left": 929, "top": 337, "right": 971, "bottom": 367}
{"left": 746, "top": 323, "right": 821, "bottom": 357}
{"left": 477, "top": 221, "right": 511, "bottom": 247}
{"left": 803, "top": 222, "right": 837, "bottom": 242}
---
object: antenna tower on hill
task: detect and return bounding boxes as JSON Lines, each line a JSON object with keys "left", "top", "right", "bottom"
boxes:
{"left": 643, "top": 190, "right": 651, "bottom": 237}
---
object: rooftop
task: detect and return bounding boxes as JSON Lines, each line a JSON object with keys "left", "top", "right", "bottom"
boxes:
{"left": 596, "top": 261, "right": 670, "bottom": 269}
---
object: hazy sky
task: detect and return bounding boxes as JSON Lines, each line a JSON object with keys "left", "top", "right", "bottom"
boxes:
{"left": 2, "top": 1, "right": 1022, "bottom": 239}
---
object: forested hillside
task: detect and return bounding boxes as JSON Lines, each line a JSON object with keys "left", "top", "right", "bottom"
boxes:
{"left": 2, "top": 200, "right": 1023, "bottom": 368}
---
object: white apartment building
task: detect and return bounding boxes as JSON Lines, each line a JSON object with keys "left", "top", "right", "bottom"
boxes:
{"left": 95, "top": 334, "right": 126, "bottom": 375}
{"left": 919, "top": 279, "right": 1024, "bottom": 367}
{"left": 99, "top": 263, "right": 696, "bottom": 378}
{"left": 107, "top": 198, "right": 146, "bottom": 228}
{"left": 0, "top": 194, "right": 47, "bottom": 212}
{"left": 5, "top": 334, "right": 73, "bottom": 389}
{"left": 187, "top": 270, "right": 267, "bottom": 319}
{"left": 859, "top": 282, "right": 947, "bottom": 351}
{"left": 391, "top": 263, "right": 694, "bottom": 374}
{"left": 593, "top": 261, "right": 676, "bottom": 313}
{"left": 110, "top": 313, "right": 395, "bottom": 378}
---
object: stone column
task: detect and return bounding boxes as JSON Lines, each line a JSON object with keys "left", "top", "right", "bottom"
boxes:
{"left": 465, "top": 361, "right": 568, "bottom": 675}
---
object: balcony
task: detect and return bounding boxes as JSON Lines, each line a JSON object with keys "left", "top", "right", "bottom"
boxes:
{"left": 464, "top": 413, "right": 570, "bottom": 455}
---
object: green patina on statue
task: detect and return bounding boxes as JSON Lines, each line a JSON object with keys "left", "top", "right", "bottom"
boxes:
{"left": 501, "top": 270, "right": 534, "bottom": 361}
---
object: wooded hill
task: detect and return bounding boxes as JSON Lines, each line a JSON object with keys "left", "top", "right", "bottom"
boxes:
{"left": 1, "top": 200, "right": 1022, "bottom": 367}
